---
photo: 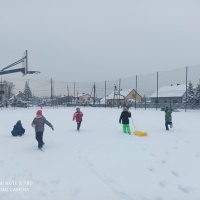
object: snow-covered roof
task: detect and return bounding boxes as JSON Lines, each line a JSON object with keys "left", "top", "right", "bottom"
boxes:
{"left": 75, "top": 93, "right": 92, "bottom": 98}
{"left": 100, "top": 89, "right": 133, "bottom": 104}
{"left": 151, "top": 84, "right": 186, "bottom": 98}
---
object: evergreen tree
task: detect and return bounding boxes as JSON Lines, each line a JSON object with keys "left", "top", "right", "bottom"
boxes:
{"left": 187, "top": 81, "right": 194, "bottom": 103}
{"left": 23, "top": 81, "right": 32, "bottom": 101}
{"left": 194, "top": 80, "right": 200, "bottom": 103}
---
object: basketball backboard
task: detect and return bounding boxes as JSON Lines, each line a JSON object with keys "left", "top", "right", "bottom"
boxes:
{"left": 0, "top": 50, "right": 40, "bottom": 75}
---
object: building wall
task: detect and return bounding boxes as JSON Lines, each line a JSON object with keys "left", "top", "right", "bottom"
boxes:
{"left": 79, "top": 94, "right": 92, "bottom": 104}
{"left": 125, "top": 90, "right": 142, "bottom": 102}
{"left": 151, "top": 97, "right": 183, "bottom": 104}
{"left": 106, "top": 99, "right": 124, "bottom": 106}
{"left": 106, "top": 89, "right": 142, "bottom": 106}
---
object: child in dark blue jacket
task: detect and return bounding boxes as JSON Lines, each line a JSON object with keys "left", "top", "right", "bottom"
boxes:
{"left": 11, "top": 120, "right": 25, "bottom": 136}
{"left": 119, "top": 107, "right": 131, "bottom": 134}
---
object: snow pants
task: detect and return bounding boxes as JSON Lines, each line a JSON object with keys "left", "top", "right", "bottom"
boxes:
{"left": 77, "top": 121, "right": 82, "bottom": 131}
{"left": 165, "top": 121, "right": 172, "bottom": 130}
{"left": 123, "top": 124, "right": 131, "bottom": 134}
{"left": 35, "top": 132, "right": 44, "bottom": 148}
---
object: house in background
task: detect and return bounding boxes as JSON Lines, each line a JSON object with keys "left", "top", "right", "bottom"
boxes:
{"left": 150, "top": 84, "right": 186, "bottom": 105}
{"left": 101, "top": 89, "right": 142, "bottom": 107}
{"left": 8, "top": 91, "right": 26, "bottom": 107}
{"left": 77, "top": 93, "right": 93, "bottom": 105}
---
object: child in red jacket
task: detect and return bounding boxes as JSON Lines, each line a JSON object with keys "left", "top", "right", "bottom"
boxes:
{"left": 73, "top": 107, "right": 83, "bottom": 131}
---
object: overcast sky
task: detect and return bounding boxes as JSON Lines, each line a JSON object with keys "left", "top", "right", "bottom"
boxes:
{"left": 0, "top": 0, "right": 200, "bottom": 82}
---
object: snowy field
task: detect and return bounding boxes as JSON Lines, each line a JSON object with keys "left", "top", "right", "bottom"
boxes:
{"left": 0, "top": 107, "right": 200, "bottom": 200}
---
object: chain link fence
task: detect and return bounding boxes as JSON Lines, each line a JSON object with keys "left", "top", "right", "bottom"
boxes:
{"left": 2, "top": 65, "right": 200, "bottom": 110}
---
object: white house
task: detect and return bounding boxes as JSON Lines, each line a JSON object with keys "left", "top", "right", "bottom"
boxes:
{"left": 150, "top": 84, "right": 186, "bottom": 104}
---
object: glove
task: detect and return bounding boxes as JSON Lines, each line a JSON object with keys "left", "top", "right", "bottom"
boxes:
{"left": 52, "top": 127, "right": 54, "bottom": 131}
{"left": 119, "top": 121, "right": 121, "bottom": 124}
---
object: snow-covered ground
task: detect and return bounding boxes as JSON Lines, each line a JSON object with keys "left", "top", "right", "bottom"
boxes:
{"left": 0, "top": 107, "right": 200, "bottom": 200}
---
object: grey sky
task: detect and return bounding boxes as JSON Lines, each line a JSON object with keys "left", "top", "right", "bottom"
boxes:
{"left": 0, "top": 0, "right": 200, "bottom": 82}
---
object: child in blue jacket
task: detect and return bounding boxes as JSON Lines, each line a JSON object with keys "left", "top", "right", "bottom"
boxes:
{"left": 11, "top": 120, "right": 25, "bottom": 136}
{"left": 119, "top": 107, "right": 131, "bottom": 134}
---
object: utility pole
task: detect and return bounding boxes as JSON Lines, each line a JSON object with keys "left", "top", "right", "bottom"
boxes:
{"left": 135, "top": 75, "right": 137, "bottom": 110}
{"left": 185, "top": 66, "right": 188, "bottom": 112}
{"left": 50, "top": 78, "right": 53, "bottom": 107}
{"left": 74, "top": 82, "right": 75, "bottom": 106}
{"left": 113, "top": 84, "right": 117, "bottom": 107}
{"left": 118, "top": 79, "right": 121, "bottom": 108}
{"left": 156, "top": 72, "right": 159, "bottom": 111}
{"left": 93, "top": 83, "right": 96, "bottom": 107}
{"left": 67, "top": 84, "right": 69, "bottom": 105}
{"left": 105, "top": 81, "right": 107, "bottom": 107}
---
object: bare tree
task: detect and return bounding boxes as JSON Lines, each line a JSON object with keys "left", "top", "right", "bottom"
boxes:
{"left": 3, "top": 80, "right": 15, "bottom": 100}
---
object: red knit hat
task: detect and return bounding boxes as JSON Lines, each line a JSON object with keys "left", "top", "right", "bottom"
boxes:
{"left": 36, "top": 110, "right": 42, "bottom": 115}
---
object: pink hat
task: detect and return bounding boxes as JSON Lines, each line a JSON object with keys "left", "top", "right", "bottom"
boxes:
{"left": 36, "top": 110, "right": 42, "bottom": 115}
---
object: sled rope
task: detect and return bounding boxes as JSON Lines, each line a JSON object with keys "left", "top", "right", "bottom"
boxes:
{"left": 131, "top": 117, "right": 148, "bottom": 137}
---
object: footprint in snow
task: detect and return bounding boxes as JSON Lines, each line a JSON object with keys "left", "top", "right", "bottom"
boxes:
{"left": 162, "top": 160, "right": 167, "bottom": 164}
{"left": 147, "top": 167, "right": 154, "bottom": 172}
{"left": 177, "top": 185, "right": 192, "bottom": 193}
{"left": 103, "top": 176, "right": 120, "bottom": 187}
{"left": 171, "top": 170, "right": 179, "bottom": 177}
{"left": 159, "top": 181, "right": 168, "bottom": 188}
{"left": 195, "top": 154, "right": 200, "bottom": 158}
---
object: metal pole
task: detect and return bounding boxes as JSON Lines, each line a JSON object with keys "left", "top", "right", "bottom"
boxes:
{"left": 156, "top": 72, "right": 158, "bottom": 110}
{"left": 118, "top": 78, "right": 121, "bottom": 108}
{"left": 113, "top": 85, "right": 117, "bottom": 107}
{"left": 105, "top": 81, "right": 107, "bottom": 108}
{"left": 74, "top": 82, "right": 75, "bottom": 106}
{"left": 67, "top": 84, "right": 69, "bottom": 106}
{"left": 93, "top": 82, "right": 96, "bottom": 107}
{"left": 25, "top": 50, "right": 28, "bottom": 75}
{"left": 185, "top": 66, "right": 188, "bottom": 112}
{"left": 77, "top": 90, "right": 78, "bottom": 106}
{"left": 50, "top": 78, "right": 53, "bottom": 107}
{"left": 135, "top": 75, "right": 137, "bottom": 110}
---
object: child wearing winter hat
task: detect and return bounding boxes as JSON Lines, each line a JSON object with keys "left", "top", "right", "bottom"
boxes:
{"left": 119, "top": 107, "right": 131, "bottom": 134}
{"left": 73, "top": 107, "right": 83, "bottom": 131}
{"left": 32, "top": 110, "right": 54, "bottom": 150}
